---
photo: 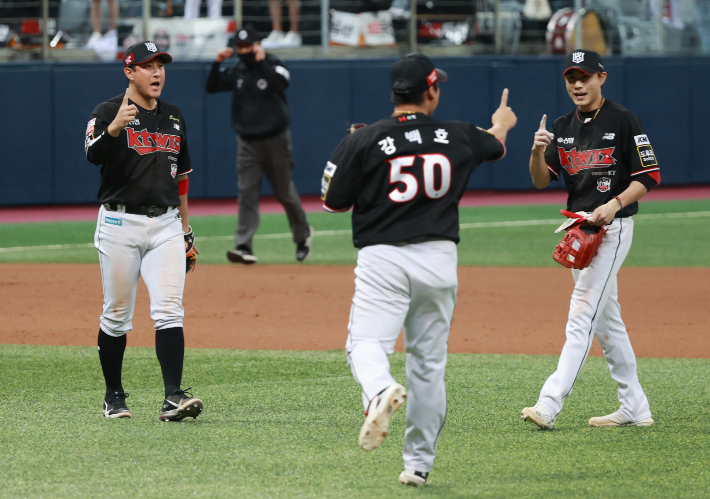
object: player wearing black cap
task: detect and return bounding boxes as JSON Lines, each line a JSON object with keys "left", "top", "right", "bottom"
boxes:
{"left": 85, "top": 41, "right": 204, "bottom": 421}
{"left": 321, "top": 53, "right": 517, "bottom": 486}
{"left": 521, "top": 49, "right": 660, "bottom": 430}
{"left": 206, "top": 25, "right": 312, "bottom": 264}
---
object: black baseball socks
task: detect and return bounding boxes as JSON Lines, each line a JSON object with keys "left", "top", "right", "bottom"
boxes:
{"left": 98, "top": 329, "right": 126, "bottom": 394}
{"left": 155, "top": 327, "right": 185, "bottom": 397}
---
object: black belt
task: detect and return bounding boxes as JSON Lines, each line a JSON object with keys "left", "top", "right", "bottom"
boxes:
{"left": 104, "top": 202, "right": 175, "bottom": 218}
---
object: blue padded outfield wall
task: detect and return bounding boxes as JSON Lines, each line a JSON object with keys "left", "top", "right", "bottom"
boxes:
{"left": 1, "top": 55, "right": 709, "bottom": 206}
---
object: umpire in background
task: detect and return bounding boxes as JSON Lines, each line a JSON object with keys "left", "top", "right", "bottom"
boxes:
{"left": 206, "top": 26, "right": 313, "bottom": 264}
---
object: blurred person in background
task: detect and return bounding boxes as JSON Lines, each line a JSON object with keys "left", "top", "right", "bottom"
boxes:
{"left": 183, "top": 0, "right": 223, "bottom": 19}
{"left": 261, "top": 0, "right": 301, "bottom": 48}
{"left": 86, "top": 0, "right": 118, "bottom": 60}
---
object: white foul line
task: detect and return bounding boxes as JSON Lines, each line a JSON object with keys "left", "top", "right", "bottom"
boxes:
{"left": 1, "top": 211, "right": 708, "bottom": 254}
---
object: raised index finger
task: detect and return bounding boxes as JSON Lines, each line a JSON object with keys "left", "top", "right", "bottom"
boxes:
{"left": 539, "top": 114, "right": 547, "bottom": 131}
{"left": 500, "top": 88, "right": 509, "bottom": 107}
{"left": 122, "top": 88, "right": 130, "bottom": 106}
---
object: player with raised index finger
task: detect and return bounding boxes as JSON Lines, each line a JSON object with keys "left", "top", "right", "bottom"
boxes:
{"left": 321, "top": 53, "right": 517, "bottom": 486}
{"left": 521, "top": 49, "right": 661, "bottom": 430}
{"left": 85, "top": 41, "right": 203, "bottom": 422}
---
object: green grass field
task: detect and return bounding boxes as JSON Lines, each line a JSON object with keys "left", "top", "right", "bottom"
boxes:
{"left": 1, "top": 345, "right": 709, "bottom": 498}
{"left": 1, "top": 198, "right": 709, "bottom": 497}
{"left": 1, "top": 199, "right": 710, "bottom": 266}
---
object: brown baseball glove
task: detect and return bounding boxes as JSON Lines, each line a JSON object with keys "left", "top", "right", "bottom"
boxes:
{"left": 552, "top": 210, "right": 607, "bottom": 270}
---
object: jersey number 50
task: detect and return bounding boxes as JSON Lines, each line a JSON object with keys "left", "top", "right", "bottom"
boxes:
{"left": 388, "top": 154, "right": 452, "bottom": 203}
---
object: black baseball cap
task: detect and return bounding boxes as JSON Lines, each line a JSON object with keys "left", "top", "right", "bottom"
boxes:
{"left": 123, "top": 41, "right": 172, "bottom": 67}
{"left": 391, "top": 53, "right": 448, "bottom": 95}
{"left": 563, "top": 49, "right": 605, "bottom": 76}
{"left": 234, "top": 26, "right": 260, "bottom": 45}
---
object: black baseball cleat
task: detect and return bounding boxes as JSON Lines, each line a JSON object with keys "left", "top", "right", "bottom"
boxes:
{"left": 159, "top": 388, "right": 204, "bottom": 422}
{"left": 226, "top": 245, "right": 257, "bottom": 264}
{"left": 102, "top": 390, "right": 132, "bottom": 418}
{"left": 296, "top": 226, "right": 314, "bottom": 262}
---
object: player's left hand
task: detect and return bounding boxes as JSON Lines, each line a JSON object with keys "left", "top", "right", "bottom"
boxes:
{"left": 587, "top": 201, "right": 619, "bottom": 226}
{"left": 254, "top": 44, "right": 266, "bottom": 62}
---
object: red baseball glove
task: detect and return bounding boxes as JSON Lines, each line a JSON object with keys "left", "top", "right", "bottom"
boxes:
{"left": 552, "top": 210, "right": 607, "bottom": 270}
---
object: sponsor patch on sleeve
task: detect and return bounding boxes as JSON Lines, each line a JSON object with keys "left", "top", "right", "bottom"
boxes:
{"left": 324, "top": 161, "right": 337, "bottom": 176}
{"left": 634, "top": 134, "right": 650, "bottom": 146}
{"left": 637, "top": 144, "right": 658, "bottom": 168}
{"left": 320, "top": 175, "right": 331, "bottom": 200}
{"left": 86, "top": 118, "right": 96, "bottom": 136}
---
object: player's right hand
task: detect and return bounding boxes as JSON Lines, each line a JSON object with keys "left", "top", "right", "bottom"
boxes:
{"left": 491, "top": 88, "right": 517, "bottom": 130}
{"left": 532, "top": 114, "right": 554, "bottom": 151}
{"left": 108, "top": 89, "right": 138, "bottom": 137}
{"left": 215, "top": 47, "right": 234, "bottom": 63}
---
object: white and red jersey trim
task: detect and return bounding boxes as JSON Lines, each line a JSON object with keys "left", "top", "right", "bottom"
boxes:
{"left": 322, "top": 203, "right": 351, "bottom": 213}
{"left": 631, "top": 167, "right": 659, "bottom": 176}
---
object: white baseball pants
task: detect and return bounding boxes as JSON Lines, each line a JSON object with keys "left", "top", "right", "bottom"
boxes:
{"left": 346, "top": 240, "right": 458, "bottom": 473}
{"left": 94, "top": 205, "right": 186, "bottom": 337}
{"left": 537, "top": 217, "right": 652, "bottom": 422}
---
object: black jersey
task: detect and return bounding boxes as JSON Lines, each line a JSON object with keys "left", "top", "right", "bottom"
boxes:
{"left": 321, "top": 112, "right": 505, "bottom": 248}
{"left": 205, "top": 53, "right": 290, "bottom": 140}
{"left": 85, "top": 95, "right": 192, "bottom": 207}
{"left": 544, "top": 99, "right": 660, "bottom": 216}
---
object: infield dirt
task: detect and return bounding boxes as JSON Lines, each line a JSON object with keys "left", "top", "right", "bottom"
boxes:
{"left": 2, "top": 264, "right": 708, "bottom": 358}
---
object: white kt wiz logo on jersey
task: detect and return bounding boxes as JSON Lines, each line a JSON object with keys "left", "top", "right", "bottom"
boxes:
{"left": 126, "top": 127, "right": 182, "bottom": 155}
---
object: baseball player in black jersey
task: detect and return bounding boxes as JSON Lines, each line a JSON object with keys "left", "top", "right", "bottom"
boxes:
{"left": 521, "top": 49, "right": 661, "bottom": 429}
{"left": 321, "top": 53, "right": 517, "bottom": 486}
{"left": 85, "top": 41, "right": 203, "bottom": 421}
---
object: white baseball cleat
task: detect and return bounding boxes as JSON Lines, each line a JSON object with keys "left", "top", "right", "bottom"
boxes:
{"left": 359, "top": 383, "right": 406, "bottom": 451}
{"left": 399, "top": 469, "right": 428, "bottom": 486}
{"left": 589, "top": 410, "right": 654, "bottom": 427}
{"left": 521, "top": 403, "right": 555, "bottom": 429}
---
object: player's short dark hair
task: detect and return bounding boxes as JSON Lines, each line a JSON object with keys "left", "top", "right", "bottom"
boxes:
{"left": 391, "top": 82, "right": 438, "bottom": 106}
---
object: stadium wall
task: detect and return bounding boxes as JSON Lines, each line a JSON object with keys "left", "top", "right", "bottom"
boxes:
{"left": 0, "top": 56, "right": 707, "bottom": 206}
